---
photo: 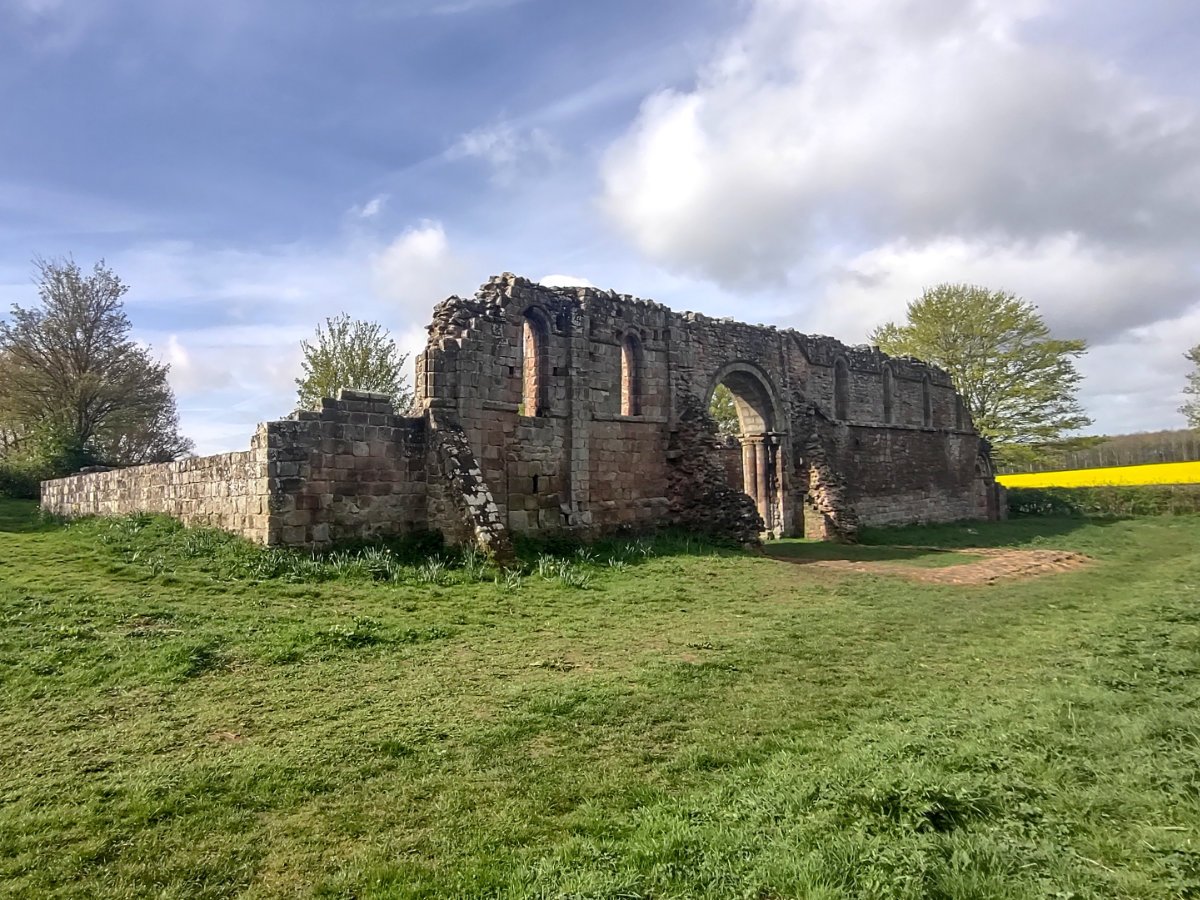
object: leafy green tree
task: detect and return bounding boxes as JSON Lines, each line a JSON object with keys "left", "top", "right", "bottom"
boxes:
{"left": 709, "top": 383, "right": 741, "bottom": 435}
{"left": 870, "top": 283, "right": 1092, "bottom": 466}
{"left": 1182, "top": 344, "right": 1200, "bottom": 430}
{"left": 0, "top": 257, "right": 192, "bottom": 475}
{"left": 296, "top": 314, "right": 412, "bottom": 412}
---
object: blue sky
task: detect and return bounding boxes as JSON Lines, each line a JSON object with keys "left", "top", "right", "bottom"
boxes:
{"left": 2, "top": 0, "right": 1199, "bottom": 453}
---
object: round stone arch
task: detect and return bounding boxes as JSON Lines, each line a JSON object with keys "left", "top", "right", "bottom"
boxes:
{"left": 703, "top": 360, "right": 786, "bottom": 436}
{"left": 703, "top": 360, "right": 791, "bottom": 537}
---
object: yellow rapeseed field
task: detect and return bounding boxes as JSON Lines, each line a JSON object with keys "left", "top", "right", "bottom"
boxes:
{"left": 998, "top": 460, "right": 1200, "bottom": 488}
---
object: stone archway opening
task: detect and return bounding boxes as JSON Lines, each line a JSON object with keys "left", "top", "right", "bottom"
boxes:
{"left": 707, "top": 365, "right": 786, "bottom": 537}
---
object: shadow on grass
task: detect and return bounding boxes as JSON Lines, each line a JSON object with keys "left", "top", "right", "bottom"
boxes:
{"left": 0, "top": 499, "right": 60, "bottom": 534}
{"left": 765, "top": 542, "right": 972, "bottom": 568}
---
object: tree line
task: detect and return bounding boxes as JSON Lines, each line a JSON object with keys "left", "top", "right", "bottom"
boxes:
{"left": 997, "top": 428, "right": 1200, "bottom": 474}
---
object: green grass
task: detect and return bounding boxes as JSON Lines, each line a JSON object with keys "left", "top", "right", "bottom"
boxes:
{"left": 1, "top": 498, "right": 1198, "bottom": 899}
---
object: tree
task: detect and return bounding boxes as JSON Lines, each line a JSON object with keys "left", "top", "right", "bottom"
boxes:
{"left": 709, "top": 383, "right": 741, "bottom": 435}
{"left": 1183, "top": 344, "right": 1200, "bottom": 430}
{"left": 870, "top": 284, "right": 1092, "bottom": 466}
{"left": 0, "top": 257, "right": 192, "bottom": 473}
{"left": 295, "top": 314, "right": 412, "bottom": 412}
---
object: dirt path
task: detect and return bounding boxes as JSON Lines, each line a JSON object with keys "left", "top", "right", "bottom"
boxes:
{"left": 771, "top": 547, "right": 1092, "bottom": 585}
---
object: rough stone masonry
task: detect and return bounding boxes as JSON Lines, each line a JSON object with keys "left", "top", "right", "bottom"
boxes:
{"left": 41, "top": 274, "right": 1004, "bottom": 555}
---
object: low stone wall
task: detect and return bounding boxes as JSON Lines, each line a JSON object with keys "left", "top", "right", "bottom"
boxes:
{"left": 40, "top": 450, "right": 270, "bottom": 540}
{"left": 39, "top": 390, "right": 500, "bottom": 554}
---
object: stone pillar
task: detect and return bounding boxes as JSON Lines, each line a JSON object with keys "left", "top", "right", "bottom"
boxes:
{"left": 564, "top": 304, "right": 591, "bottom": 531}
{"left": 755, "top": 437, "right": 771, "bottom": 531}
{"left": 742, "top": 438, "right": 757, "bottom": 501}
{"left": 766, "top": 436, "right": 780, "bottom": 535}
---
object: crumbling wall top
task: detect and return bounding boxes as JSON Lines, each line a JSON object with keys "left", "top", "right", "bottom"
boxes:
{"left": 425, "top": 273, "right": 956, "bottom": 387}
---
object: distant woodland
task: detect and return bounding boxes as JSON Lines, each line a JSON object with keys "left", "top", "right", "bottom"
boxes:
{"left": 998, "top": 429, "right": 1200, "bottom": 474}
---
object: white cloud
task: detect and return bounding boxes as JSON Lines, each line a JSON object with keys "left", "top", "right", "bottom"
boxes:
{"left": 447, "top": 121, "right": 561, "bottom": 185}
{"left": 427, "top": 0, "right": 531, "bottom": 14}
{"left": 164, "top": 334, "right": 234, "bottom": 394}
{"left": 0, "top": 0, "right": 104, "bottom": 51}
{"left": 371, "top": 220, "right": 473, "bottom": 314}
{"left": 1078, "top": 305, "right": 1200, "bottom": 434}
{"left": 538, "top": 273, "right": 594, "bottom": 288}
{"left": 357, "top": 0, "right": 536, "bottom": 18}
{"left": 351, "top": 193, "right": 389, "bottom": 219}
{"left": 809, "top": 235, "right": 1200, "bottom": 346}
{"left": 3, "top": 0, "right": 64, "bottom": 16}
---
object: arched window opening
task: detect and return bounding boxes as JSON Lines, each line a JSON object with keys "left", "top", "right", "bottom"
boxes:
{"left": 882, "top": 366, "right": 895, "bottom": 424}
{"left": 834, "top": 358, "right": 850, "bottom": 420}
{"left": 922, "top": 375, "right": 933, "bottom": 427}
{"left": 955, "top": 396, "right": 965, "bottom": 430}
{"left": 521, "top": 308, "right": 549, "bottom": 416}
{"left": 621, "top": 333, "right": 643, "bottom": 416}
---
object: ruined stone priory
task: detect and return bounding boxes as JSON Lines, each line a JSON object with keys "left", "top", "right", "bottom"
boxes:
{"left": 41, "top": 273, "right": 1004, "bottom": 558}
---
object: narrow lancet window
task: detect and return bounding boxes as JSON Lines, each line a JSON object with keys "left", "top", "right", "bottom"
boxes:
{"left": 521, "top": 308, "right": 549, "bottom": 416}
{"left": 621, "top": 333, "right": 642, "bottom": 416}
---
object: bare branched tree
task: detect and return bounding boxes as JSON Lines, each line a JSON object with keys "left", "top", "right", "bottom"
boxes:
{"left": 0, "top": 257, "right": 193, "bottom": 468}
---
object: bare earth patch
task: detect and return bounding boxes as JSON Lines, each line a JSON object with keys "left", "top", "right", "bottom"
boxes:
{"left": 775, "top": 547, "right": 1092, "bottom": 585}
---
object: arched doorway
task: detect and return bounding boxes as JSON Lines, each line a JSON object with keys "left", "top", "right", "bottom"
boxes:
{"left": 706, "top": 363, "right": 787, "bottom": 537}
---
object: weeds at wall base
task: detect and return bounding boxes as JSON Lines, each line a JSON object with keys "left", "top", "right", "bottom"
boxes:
{"left": 63, "top": 512, "right": 739, "bottom": 592}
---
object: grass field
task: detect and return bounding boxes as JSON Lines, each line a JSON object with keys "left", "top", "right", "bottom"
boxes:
{"left": 1, "top": 499, "right": 1198, "bottom": 899}
{"left": 997, "top": 460, "right": 1200, "bottom": 488}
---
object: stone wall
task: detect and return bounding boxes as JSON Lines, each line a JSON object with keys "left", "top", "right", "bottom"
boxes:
{"left": 42, "top": 273, "right": 1002, "bottom": 550}
{"left": 41, "top": 392, "right": 443, "bottom": 549}
{"left": 40, "top": 449, "right": 270, "bottom": 540}
{"left": 416, "top": 274, "right": 995, "bottom": 543}
{"left": 263, "top": 393, "right": 428, "bottom": 546}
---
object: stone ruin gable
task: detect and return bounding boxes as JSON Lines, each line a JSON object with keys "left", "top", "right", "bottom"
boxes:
{"left": 416, "top": 274, "right": 677, "bottom": 539}
{"left": 42, "top": 273, "right": 1001, "bottom": 553}
{"left": 414, "top": 272, "right": 1001, "bottom": 544}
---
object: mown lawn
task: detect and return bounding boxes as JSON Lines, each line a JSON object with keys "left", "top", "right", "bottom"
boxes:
{"left": 0, "top": 499, "right": 1197, "bottom": 899}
